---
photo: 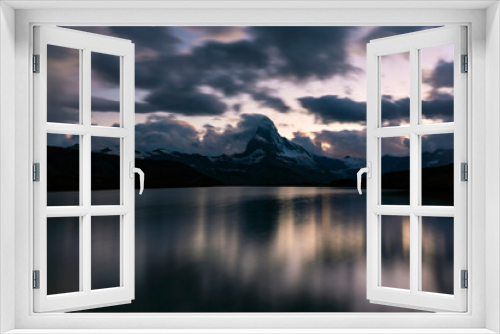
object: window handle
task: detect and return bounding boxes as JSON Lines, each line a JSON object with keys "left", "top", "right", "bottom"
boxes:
{"left": 357, "top": 162, "right": 371, "bottom": 195}
{"left": 130, "top": 162, "right": 145, "bottom": 195}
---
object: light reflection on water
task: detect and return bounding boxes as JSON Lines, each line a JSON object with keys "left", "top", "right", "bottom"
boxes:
{"left": 46, "top": 187, "right": 452, "bottom": 312}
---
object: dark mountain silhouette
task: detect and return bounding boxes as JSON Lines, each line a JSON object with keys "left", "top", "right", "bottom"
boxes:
{"left": 47, "top": 146, "right": 222, "bottom": 191}
{"left": 47, "top": 116, "right": 454, "bottom": 190}
{"left": 330, "top": 161, "right": 454, "bottom": 200}
{"left": 47, "top": 145, "right": 80, "bottom": 191}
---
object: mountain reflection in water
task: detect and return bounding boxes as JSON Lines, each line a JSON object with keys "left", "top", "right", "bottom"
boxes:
{"left": 45, "top": 187, "right": 452, "bottom": 312}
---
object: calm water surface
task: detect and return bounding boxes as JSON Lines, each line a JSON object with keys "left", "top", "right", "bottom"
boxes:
{"left": 47, "top": 187, "right": 452, "bottom": 312}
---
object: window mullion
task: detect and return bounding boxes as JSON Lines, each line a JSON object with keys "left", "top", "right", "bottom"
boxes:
{"left": 409, "top": 47, "right": 420, "bottom": 294}
{"left": 82, "top": 47, "right": 92, "bottom": 294}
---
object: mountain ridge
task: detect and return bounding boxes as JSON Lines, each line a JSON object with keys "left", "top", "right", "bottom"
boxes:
{"left": 48, "top": 116, "right": 454, "bottom": 189}
{"left": 133, "top": 116, "right": 453, "bottom": 187}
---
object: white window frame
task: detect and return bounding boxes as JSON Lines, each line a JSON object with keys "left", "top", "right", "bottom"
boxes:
{"left": 1, "top": 1, "right": 498, "bottom": 333}
{"left": 33, "top": 26, "right": 136, "bottom": 313}
{"left": 365, "top": 26, "right": 467, "bottom": 312}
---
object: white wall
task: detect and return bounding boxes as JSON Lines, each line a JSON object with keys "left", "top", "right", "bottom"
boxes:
{"left": 0, "top": 2, "right": 16, "bottom": 333}
{"left": 486, "top": 2, "right": 500, "bottom": 333}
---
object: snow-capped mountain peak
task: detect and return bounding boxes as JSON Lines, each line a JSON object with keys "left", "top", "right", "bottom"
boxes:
{"left": 241, "top": 116, "right": 312, "bottom": 160}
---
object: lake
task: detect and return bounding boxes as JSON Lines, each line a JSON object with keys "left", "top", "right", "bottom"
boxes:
{"left": 46, "top": 187, "right": 453, "bottom": 312}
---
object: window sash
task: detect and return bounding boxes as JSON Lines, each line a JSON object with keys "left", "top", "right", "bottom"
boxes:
{"left": 32, "top": 25, "right": 136, "bottom": 313}
{"left": 365, "top": 26, "right": 467, "bottom": 312}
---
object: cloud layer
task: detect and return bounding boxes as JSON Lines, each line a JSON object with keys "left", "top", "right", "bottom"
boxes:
{"left": 48, "top": 26, "right": 453, "bottom": 159}
{"left": 299, "top": 95, "right": 453, "bottom": 125}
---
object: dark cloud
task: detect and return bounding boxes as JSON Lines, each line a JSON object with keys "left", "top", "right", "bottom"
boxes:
{"left": 47, "top": 94, "right": 79, "bottom": 123}
{"left": 128, "top": 35, "right": 286, "bottom": 113}
{"left": 134, "top": 59, "right": 168, "bottom": 89}
{"left": 251, "top": 26, "right": 359, "bottom": 80}
{"left": 66, "top": 26, "right": 365, "bottom": 116}
{"left": 91, "top": 97, "right": 120, "bottom": 112}
{"left": 423, "top": 60, "right": 454, "bottom": 104}
{"left": 251, "top": 91, "right": 290, "bottom": 113}
{"left": 380, "top": 97, "right": 410, "bottom": 125}
{"left": 135, "top": 113, "right": 279, "bottom": 156}
{"left": 202, "top": 70, "right": 260, "bottom": 97}
{"left": 108, "top": 26, "right": 180, "bottom": 53}
{"left": 46, "top": 44, "right": 75, "bottom": 59}
{"left": 190, "top": 40, "right": 269, "bottom": 69}
{"left": 424, "top": 60, "right": 453, "bottom": 89}
{"left": 299, "top": 94, "right": 452, "bottom": 125}
{"left": 135, "top": 115, "right": 201, "bottom": 153}
{"left": 91, "top": 52, "right": 121, "bottom": 86}
{"left": 57, "top": 26, "right": 437, "bottom": 121}
{"left": 70, "top": 26, "right": 181, "bottom": 54}
{"left": 139, "top": 39, "right": 288, "bottom": 113}
{"left": 422, "top": 98, "right": 453, "bottom": 122}
{"left": 46, "top": 45, "right": 80, "bottom": 123}
{"left": 145, "top": 86, "right": 227, "bottom": 116}
{"left": 298, "top": 95, "right": 365, "bottom": 124}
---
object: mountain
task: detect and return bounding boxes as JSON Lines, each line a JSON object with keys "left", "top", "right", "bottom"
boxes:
{"left": 47, "top": 146, "right": 222, "bottom": 191}
{"left": 134, "top": 117, "right": 455, "bottom": 188}
{"left": 138, "top": 117, "right": 335, "bottom": 186}
{"left": 330, "top": 154, "right": 454, "bottom": 191}
{"left": 47, "top": 116, "right": 455, "bottom": 190}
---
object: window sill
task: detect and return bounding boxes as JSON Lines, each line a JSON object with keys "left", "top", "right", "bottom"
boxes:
{"left": 3, "top": 329, "right": 497, "bottom": 334}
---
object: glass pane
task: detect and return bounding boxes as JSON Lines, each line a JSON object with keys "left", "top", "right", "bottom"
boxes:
{"left": 91, "top": 52, "right": 121, "bottom": 127}
{"left": 381, "top": 137, "right": 410, "bottom": 205}
{"left": 380, "top": 52, "right": 410, "bottom": 127}
{"left": 91, "top": 137, "right": 121, "bottom": 206}
{"left": 421, "top": 217, "right": 454, "bottom": 294}
{"left": 47, "top": 134, "right": 80, "bottom": 206}
{"left": 421, "top": 133, "right": 454, "bottom": 206}
{"left": 47, "top": 45, "right": 80, "bottom": 124}
{"left": 47, "top": 217, "right": 80, "bottom": 295}
{"left": 91, "top": 216, "right": 121, "bottom": 290}
{"left": 381, "top": 215, "right": 410, "bottom": 290}
{"left": 421, "top": 44, "right": 454, "bottom": 124}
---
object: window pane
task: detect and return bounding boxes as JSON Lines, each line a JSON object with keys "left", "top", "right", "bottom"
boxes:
{"left": 47, "top": 45, "right": 80, "bottom": 124}
{"left": 421, "top": 44, "right": 454, "bottom": 124}
{"left": 91, "top": 216, "right": 121, "bottom": 290}
{"left": 381, "top": 215, "right": 410, "bottom": 290}
{"left": 421, "top": 217, "right": 454, "bottom": 295}
{"left": 421, "top": 133, "right": 454, "bottom": 206}
{"left": 91, "top": 52, "right": 121, "bottom": 127}
{"left": 47, "top": 134, "right": 80, "bottom": 206}
{"left": 380, "top": 52, "right": 410, "bottom": 127}
{"left": 47, "top": 217, "right": 80, "bottom": 295}
{"left": 381, "top": 137, "right": 410, "bottom": 205}
{"left": 91, "top": 137, "right": 121, "bottom": 206}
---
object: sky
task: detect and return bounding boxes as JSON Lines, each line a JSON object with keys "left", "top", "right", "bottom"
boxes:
{"left": 47, "top": 26, "right": 455, "bottom": 159}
